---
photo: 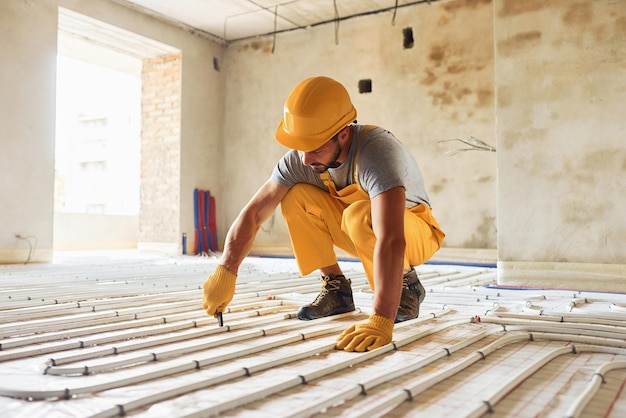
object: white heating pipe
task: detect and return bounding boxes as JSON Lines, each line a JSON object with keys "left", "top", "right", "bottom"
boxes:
{"left": 89, "top": 341, "right": 339, "bottom": 418}
{"left": 85, "top": 311, "right": 454, "bottom": 418}
{"left": 45, "top": 311, "right": 338, "bottom": 376}
{"left": 43, "top": 312, "right": 288, "bottom": 366}
{"left": 348, "top": 331, "right": 626, "bottom": 418}
{"left": 480, "top": 316, "right": 626, "bottom": 340}
{"left": 0, "top": 319, "right": 355, "bottom": 401}
{"left": 178, "top": 320, "right": 467, "bottom": 418}
{"left": 285, "top": 323, "right": 504, "bottom": 418}
{"left": 463, "top": 345, "right": 577, "bottom": 418}
{"left": 0, "top": 305, "right": 298, "bottom": 362}
{"left": 340, "top": 332, "right": 531, "bottom": 418}
{"left": 485, "top": 310, "right": 626, "bottom": 326}
{"left": 564, "top": 359, "right": 626, "bottom": 418}
{"left": 0, "top": 309, "right": 362, "bottom": 400}
{"left": 2, "top": 296, "right": 288, "bottom": 346}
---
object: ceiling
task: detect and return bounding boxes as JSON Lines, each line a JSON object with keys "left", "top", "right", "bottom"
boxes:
{"left": 114, "top": 0, "right": 434, "bottom": 43}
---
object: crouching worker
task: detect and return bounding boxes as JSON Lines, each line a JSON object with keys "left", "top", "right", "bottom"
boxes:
{"left": 202, "top": 76, "right": 445, "bottom": 352}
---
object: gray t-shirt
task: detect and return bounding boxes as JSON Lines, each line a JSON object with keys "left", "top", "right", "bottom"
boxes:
{"left": 271, "top": 125, "right": 430, "bottom": 208}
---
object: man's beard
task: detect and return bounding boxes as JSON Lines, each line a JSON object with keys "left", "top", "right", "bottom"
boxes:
{"left": 310, "top": 142, "right": 343, "bottom": 173}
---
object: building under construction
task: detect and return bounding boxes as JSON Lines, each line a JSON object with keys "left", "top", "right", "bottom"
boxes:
{"left": 1, "top": 0, "right": 624, "bottom": 417}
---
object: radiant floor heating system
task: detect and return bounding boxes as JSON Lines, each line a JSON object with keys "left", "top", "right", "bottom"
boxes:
{"left": 0, "top": 251, "right": 625, "bottom": 418}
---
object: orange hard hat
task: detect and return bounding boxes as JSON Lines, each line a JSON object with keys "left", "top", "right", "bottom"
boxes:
{"left": 275, "top": 76, "right": 357, "bottom": 151}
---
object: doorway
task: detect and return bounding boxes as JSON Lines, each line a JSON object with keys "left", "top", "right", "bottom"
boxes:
{"left": 54, "top": 8, "right": 181, "bottom": 251}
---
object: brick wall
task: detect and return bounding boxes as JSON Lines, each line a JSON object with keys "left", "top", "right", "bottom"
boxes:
{"left": 139, "top": 53, "right": 181, "bottom": 246}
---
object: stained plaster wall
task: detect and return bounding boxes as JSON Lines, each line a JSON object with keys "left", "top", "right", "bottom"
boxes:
{"left": 223, "top": 0, "right": 497, "bottom": 255}
{"left": 0, "top": 0, "right": 225, "bottom": 262}
{"left": 494, "top": 0, "right": 626, "bottom": 291}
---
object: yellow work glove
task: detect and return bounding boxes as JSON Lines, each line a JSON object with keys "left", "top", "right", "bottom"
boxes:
{"left": 202, "top": 264, "right": 237, "bottom": 317}
{"left": 335, "top": 313, "right": 394, "bottom": 352}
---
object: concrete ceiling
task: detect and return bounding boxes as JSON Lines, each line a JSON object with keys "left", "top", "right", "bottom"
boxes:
{"left": 115, "top": 0, "right": 433, "bottom": 43}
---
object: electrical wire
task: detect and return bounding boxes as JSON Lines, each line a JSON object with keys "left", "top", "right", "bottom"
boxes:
{"left": 15, "top": 234, "right": 37, "bottom": 264}
{"left": 333, "top": 0, "right": 340, "bottom": 45}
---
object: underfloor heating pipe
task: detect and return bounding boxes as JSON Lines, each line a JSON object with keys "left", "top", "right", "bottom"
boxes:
{"left": 6, "top": 262, "right": 623, "bottom": 416}
{"left": 0, "top": 311, "right": 362, "bottom": 401}
{"left": 43, "top": 312, "right": 292, "bottom": 367}
{"left": 1, "top": 299, "right": 202, "bottom": 326}
{"left": 429, "top": 288, "right": 537, "bottom": 306}
{"left": 420, "top": 270, "right": 494, "bottom": 287}
{"left": 0, "top": 283, "right": 201, "bottom": 309}
{"left": 466, "top": 343, "right": 626, "bottom": 418}
{"left": 0, "top": 304, "right": 293, "bottom": 360}
{"left": 90, "top": 341, "right": 341, "bottom": 418}
{"left": 87, "top": 311, "right": 455, "bottom": 418}
{"left": 564, "top": 359, "right": 626, "bottom": 418}
{"left": 0, "top": 289, "right": 198, "bottom": 313}
{"left": 345, "top": 332, "right": 532, "bottom": 418}
{"left": 349, "top": 333, "right": 626, "bottom": 418}
{"left": 1, "top": 291, "right": 296, "bottom": 343}
{"left": 440, "top": 274, "right": 497, "bottom": 289}
{"left": 46, "top": 310, "right": 345, "bottom": 376}
{"left": 479, "top": 315, "right": 626, "bottom": 340}
{"left": 487, "top": 309, "right": 626, "bottom": 327}
{"left": 178, "top": 315, "right": 469, "bottom": 418}
{"left": 0, "top": 299, "right": 212, "bottom": 337}
{"left": 284, "top": 323, "right": 505, "bottom": 418}
{"left": 463, "top": 344, "right": 578, "bottom": 418}
{"left": 191, "top": 320, "right": 626, "bottom": 418}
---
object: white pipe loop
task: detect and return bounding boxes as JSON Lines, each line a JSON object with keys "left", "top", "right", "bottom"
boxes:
{"left": 0, "top": 319, "right": 353, "bottom": 401}
{"left": 564, "top": 360, "right": 626, "bottom": 418}
{"left": 69, "top": 311, "right": 448, "bottom": 417}
{"left": 479, "top": 315, "right": 626, "bottom": 340}
{"left": 346, "top": 332, "right": 626, "bottom": 418}
{"left": 285, "top": 324, "right": 505, "bottom": 418}
{"left": 177, "top": 319, "right": 478, "bottom": 418}
{"left": 485, "top": 310, "right": 626, "bottom": 326}
{"left": 45, "top": 310, "right": 361, "bottom": 376}
{"left": 0, "top": 306, "right": 299, "bottom": 361}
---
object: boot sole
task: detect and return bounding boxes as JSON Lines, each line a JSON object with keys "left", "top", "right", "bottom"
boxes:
{"left": 297, "top": 304, "right": 355, "bottom": 321}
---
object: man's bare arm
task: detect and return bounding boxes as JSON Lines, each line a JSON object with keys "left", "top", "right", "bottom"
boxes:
{"left": 370, "top": 186, "right": 407, "bottom": 320}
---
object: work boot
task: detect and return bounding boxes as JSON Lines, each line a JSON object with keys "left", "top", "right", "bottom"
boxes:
{"left": 297, "top": 274, "right": 355, "bottom": 320}
{"left": 395, "top": 268, "right": 426, "bottom": 323}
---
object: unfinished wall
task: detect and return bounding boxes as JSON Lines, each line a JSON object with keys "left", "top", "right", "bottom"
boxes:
{"left": 139, "top": 53, "right": 181, "bottom": 250}
{"left": 495, "top": 0, "right": 626, "bottom": 291}
{"left": 222, "top": 0, "right": 497, "bottom": 255}
{"left": 0, "top": 0, "right": 58, "bottom": 263}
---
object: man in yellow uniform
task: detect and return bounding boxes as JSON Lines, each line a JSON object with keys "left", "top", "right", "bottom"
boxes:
{"left": 202, "top": 76, "right": 445, "bottom": 352}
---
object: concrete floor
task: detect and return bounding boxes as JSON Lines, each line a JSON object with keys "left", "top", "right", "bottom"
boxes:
{"left": 0, "top": 251, "right": 625, "bottom": 417}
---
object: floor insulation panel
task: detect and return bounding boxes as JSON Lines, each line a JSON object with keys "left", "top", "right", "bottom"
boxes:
{"left": 1, "top": 251, "right": 625, "bottom": 418}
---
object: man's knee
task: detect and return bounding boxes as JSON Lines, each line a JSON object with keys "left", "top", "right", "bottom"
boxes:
{"left": 281, "top": 184, "right": 323, "bottom": 218}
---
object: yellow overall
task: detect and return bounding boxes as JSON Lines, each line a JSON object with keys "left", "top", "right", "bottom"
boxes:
{"left": 280, "top": 127, "right": 445, "bottom": 290}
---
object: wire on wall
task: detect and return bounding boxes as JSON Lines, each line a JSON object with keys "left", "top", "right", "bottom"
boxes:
{"left": 438, "top": 137, "right": 496, "bottom": 157}
{"left": 333, "top": 0, "right": 340, "bottom": 45}
{"left": 15, "top": 234, "right": 37, "bottom": 264}
{"left": 392, "top": 0, "right": 399, "bottom": 25}
{"left": 272, "top": 5, "right": 278, "bottom": 53}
